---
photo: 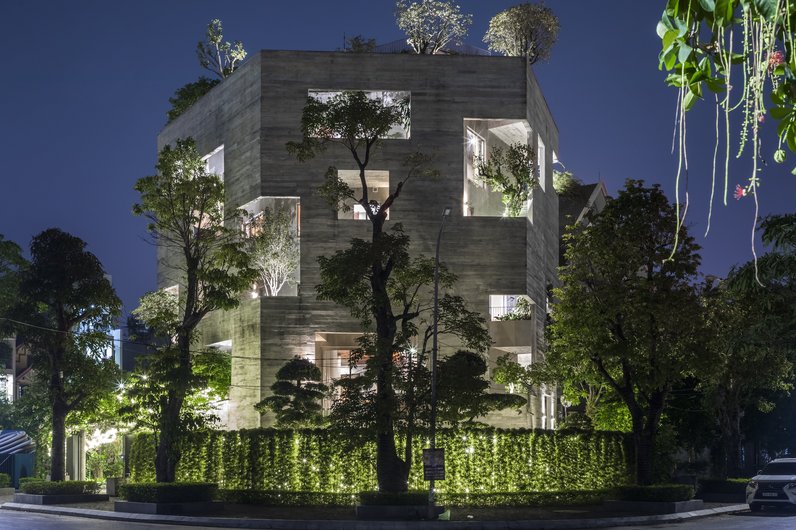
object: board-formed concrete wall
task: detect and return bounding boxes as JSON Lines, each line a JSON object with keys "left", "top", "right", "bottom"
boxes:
{"left": 157, "top": 50, "right": 560, "bottom": 429}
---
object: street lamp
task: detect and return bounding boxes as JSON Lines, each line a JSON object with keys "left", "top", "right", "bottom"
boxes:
{"left": 428, "top": 206, "right": 451, "bottom": 518}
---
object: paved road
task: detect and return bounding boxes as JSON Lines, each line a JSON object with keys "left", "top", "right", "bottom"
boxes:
{"left": 0, "top": 510, "right": 219, "bottom": 530}
{"left": 617, "top": 509, "right": 796, "bottom": 529}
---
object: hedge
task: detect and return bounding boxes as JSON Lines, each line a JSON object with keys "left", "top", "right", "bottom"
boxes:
{"left": 129, "top": 428, "right": 631, "bottom": 494}
{"left": 698, "top": 478, "right": 748, "bottom": 495}
{"left": 439, "top": 490, "right": 608, "bottom": 507}
{"left": 612, "top": 484, "right": 694, "bottom": 502}
{"left": 359, "top": 491, "right": 429, "bottom": 505}
{"left": 0, "top": 473, "right": 9, "bottom": 488}
{"left": 20, "top": 480, "right": 100, "bottom": 495}
{"left": 219, "top": 489, "right": 357, "bottom": 505}
{"left": 119, "top": 482, "right": 218, "bottom": 503}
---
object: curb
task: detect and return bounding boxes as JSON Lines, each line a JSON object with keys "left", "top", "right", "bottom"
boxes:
{"left": 0, "top": 502, "right": 749, "bottom": 529}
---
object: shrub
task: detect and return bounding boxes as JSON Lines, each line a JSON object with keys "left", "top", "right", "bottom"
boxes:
{"left": 612, "top": 484, "right": 695, "bottom": 502}
{"left": 0, "top": 473, "right": 10, "bottom": 488}
{"left": 698, "top": 478, "right": 749, "bottom": 495}
{"left": 439, "top": 490, "right": 607, "bottom": 507}
{"left": 359, "top": 491, "right": 429, "bottom": 505}
{"left": 219, "top": 490, "right": 356, "bottom": 506}
{"left": 20, "top": 480, "right": 100, "bottom": 495}
{"left": 119, "top": 482, "right": 218, "bottom": 503}
{"left": 18, "top": 477, "right": 44, "bottom": 488}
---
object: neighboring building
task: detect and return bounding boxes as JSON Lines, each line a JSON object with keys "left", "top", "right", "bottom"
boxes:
{"left": 158, "top": 50, "right": 561, "bottom": 429}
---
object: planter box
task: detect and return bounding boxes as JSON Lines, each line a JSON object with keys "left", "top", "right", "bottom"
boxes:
{"left": 105, "top": 477, "right": 123, "bottom": 497}
{"left": 14, "top": 493, "right": 109, "bottom": 505}
{"left": 115, "top": 500, "right": 224, "bottom": 515}
{"left": 0, "top": 488, "right": 15, "bottom": 495}
{"left": 605, "top": 499, "right": 704, "bottom": 515}
{"left": 356, "top": 504, "right": 444, "bottom": 520}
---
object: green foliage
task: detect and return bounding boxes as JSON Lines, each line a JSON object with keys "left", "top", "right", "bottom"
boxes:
{"left": 440, "top": 490, "right": 607, "bottom": 507}
{"left": 344, "top": 35, "right": 377, "bottom": 53}
{"left": 21, "top": 480, "right": 100, "bottom": 495}
{"left": 495, "top": 297, "right": 534, "bottom": 321}
{"left": 698, "top": 478, "right": 749, "bottom": 495}
{"left": 219, "top": 489, "right": 357, "bottom": 505}
{"left": 133, "top": 137, "right": 255, "bottom": 483}
{"left": 552, "top": 170, "right": 584, "bottom": 196}
{"left": 359, "top": 490, "right": 428, "bottom": 505}
{"left": 0, "top": 473, "right": 9, "bottom": 488}
{"left": 395, "top": 0, "right": 473, "bottom": 54}
{"left": 545, "top": 180, "right": 703, "bottom": 485}
{"left": 86, "top": 441, "right": 124, "bottom": 480}
{"left": 484, "top": 3, "right": 560, "bottom": 63}
{"left": 7, "top": 229, "right": 121, "bottom": 482}
{"left": 129, "top": 428, "right": 632, "bottom": 494}
{"left": 120, "top": 482, "right": 217, "bottom": 503}
{"left": 196, "top": 19, "right": 246, "bottom": 79}
{"left": 557, "top": 412, "right": 594, "bottom": 432}
{"left": 612, "top": 484, "right": 695, "bottom": 502}
{"left": 245, "top": 206, "right": 300, "bottom": 296}
{"left": 255, "top": 357, "right": 328, "bottom": 428}
{"left": 167, "top": 77, "right": 219, "bottom": 123}
{"left": 475, "top": 143, "right": 538, "bottom": 217}
{"left": 0, "top": 233, "right": 24, "bottom": 321}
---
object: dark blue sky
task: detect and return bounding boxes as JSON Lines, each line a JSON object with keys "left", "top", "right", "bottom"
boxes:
{"left": 3, "top": 0, "right": 794, "bottom": 315}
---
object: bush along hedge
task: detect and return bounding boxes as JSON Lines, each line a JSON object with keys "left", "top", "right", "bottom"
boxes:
{"left": 219, "top": 489, "right": 357, "bottom": 506}
{"left": 119, "top": 482, "right": 218, "bottom": 503}
{"left": 698, "top": 478, "right": 748, "bottom": 495}
{"left": 0, "top": 473, "right": 10, "bottom": 488}
{"left": 359, "top": 491, "right": 429, "bottom": 506}
{"left": 20, "top": 481, "right": 100, "bottom": 496}
{"left": 129, "top": 428, "right": 631, "bottom": 494}
{"left": 439, "top": 490, "right": 608, "bottom": 508}
{"left": 612, "top": 484, "right": 695, "bottom": 502}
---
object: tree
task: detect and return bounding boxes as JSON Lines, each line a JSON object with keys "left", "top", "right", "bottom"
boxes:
{"left": 344, "top": 35, "right": 377, "bottom": 53}
{"left": 255, "top": 356, "right": 328, "bottom": 427}
{"left": 246, "top": 207, "right": 300, "bottom": 297}
{"left": 133, "top": 138, "right": 255, "bottom": 482}
{"left": 0, "top": 234, "right": 24, "bottom": 317}
{"left": 7, "top": 229, "right": 120, "bottom": 482}
{"left": 395, "top": 0, "right": 472, "bottom": 55}
{"left": 167, "top": 77, "right": 220, "bottom": 123}
{"left": 484, "top": 3, "right": 560, "bottom": 63}
{"left": 437, "top": 350, "right": 525, "bottom": 426}
{"left": 545, "top": 180, "right": 703, "bottom": 485}
{"left": 475, "top": 143, "right": 538, "bottom": 217}
{"left": 196, "top": 19, "right": 247, "bottom": 79}
{"left": 699, "top": 278, "right": 792, "bottom": 478}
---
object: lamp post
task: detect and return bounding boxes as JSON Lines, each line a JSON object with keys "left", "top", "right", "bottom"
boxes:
{"left": 428, "top": 206, "right": 451, "bottom": 518}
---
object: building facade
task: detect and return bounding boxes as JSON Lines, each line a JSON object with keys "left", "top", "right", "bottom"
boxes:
{"left": 157, "top": 50, "right": 560, "bottom": 430}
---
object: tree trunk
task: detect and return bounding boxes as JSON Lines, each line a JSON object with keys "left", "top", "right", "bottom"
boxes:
{"left": 155, "top": 392, "right": 184, "bottom": 483}
{"left": 634, "top": 429, "right": 656, "bottom": 485}
{"left": 50, "top": 399, "right": 67, "bottom": 481}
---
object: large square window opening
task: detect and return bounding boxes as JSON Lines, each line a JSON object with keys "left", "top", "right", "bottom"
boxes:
{"left": 489, "top": 294, "right": 535, "bottom": 321}
{"left": 308, "top": 90, "right": 411, "bottom": 139}
{"left": 463, "top": 118, "right": 532, "bottom": 218}
{"left": 240, "top": 196, "right": 301, "bottom": 297}
{"left": 336, "top": 170, "right": 390, "bottom": 220}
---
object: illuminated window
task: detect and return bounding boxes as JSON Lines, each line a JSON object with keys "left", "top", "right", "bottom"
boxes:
{"left": 336, "top": 170, "right": 390, "bottom": 220}
{"left": 538, "top": 139, "right": 546, "bottom": 192}
{"left": 202, "top": 145, "right": 224, "bottom": 181}
{"left": 308, "top": 90, "right": 411, "bottom": 139}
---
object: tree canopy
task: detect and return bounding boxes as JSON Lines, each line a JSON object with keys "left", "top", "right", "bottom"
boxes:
{"left": 255, "top": 356, "right": 328, "bottom": 428}
{"left": 196, "top": 19, "right": 247, "bottom": 79}
{"left": 545, "top": 180, "right": 703, "bottom": 485}
{"left": 133, "top": 138, "right": 255, "bottom": 482}
{"left": 484, "top": 2, "right": 560, "bottom": 63}
{"left": 395, "top": 0, "right": 473, "bottom": 54}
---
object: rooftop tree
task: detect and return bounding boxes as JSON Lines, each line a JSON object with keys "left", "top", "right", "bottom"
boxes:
{"left": 197, "top": 19, "right": 247, "bottom": 79}
{"left": 132, "top": 138, "right": 255, "bottom": 482}
{"left": 544, "top": 180, "right": 703, "bottom": 485}
{"left": 484, "top": 2, "right": 560, "bottom": 63}
{"left": 6, "top": 228, "right": 120, "bottom": 482}
{"left": 395, "top": 0, "right": 472, "bottom": 54}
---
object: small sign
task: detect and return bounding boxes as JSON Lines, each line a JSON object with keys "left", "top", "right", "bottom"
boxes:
{"left": 423, "top": 448, "right": 445, "bottom": 481}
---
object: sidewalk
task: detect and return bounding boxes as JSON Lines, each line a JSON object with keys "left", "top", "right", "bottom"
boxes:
{"left": 0, "top": 499, "right": 749, "bottom": 529}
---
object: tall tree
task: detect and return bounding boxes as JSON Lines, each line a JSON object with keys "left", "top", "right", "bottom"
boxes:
{"left": 700, "top": 277, "right": 792, "bottom": 478}
{"left": 8, "top": 229, "right": 120, "bottom": 482}
{"left": 133, "top": 138, "right": 255, "bottom": 482}
{"left": 484, "top": 3, "right": 560, "bottom": 63}
{"left": 196, "top": 19, "right": 247, "bottom": 79}
{"left": 545, "top": 180, "right": 703, "bottom": 485}
{"left": 255, "top": 356, "right": 328, "bottom": 427}
{"left": 395, "top": 0, "right": 472, "bottom": 54}
{"left": 0, "top": 234, "right": 24, "bottom": 317}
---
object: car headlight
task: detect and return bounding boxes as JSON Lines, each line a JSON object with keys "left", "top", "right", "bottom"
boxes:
{"left": 788, "top": 482, "right": 796, "bottom": 489}
{"left": 748, "top": 481, "right": 758, "bottom": 488}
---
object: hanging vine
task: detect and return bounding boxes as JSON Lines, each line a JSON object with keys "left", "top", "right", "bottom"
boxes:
{"left": 658, "top": 0, "right": 796, "bottom": 265}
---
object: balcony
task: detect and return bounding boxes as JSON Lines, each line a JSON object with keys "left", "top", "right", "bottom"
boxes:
{"left": 489, "top": 319, "right": 535, "bottom": 353}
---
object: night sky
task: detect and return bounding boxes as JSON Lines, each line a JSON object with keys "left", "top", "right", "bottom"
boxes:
{"left": 3, "top": 0, "right": 795, "bottom": 316}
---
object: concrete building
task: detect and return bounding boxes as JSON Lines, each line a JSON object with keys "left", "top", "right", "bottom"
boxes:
{"left": 158, "top": 50, "right": 561, "bottom": 430}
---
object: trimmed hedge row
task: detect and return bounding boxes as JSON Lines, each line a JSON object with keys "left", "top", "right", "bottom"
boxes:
{"left": 698, "top": 478, "right": 748, "bottom": 495}
{"left": 20, "top": 480, "right": 100, "bottom": 495}
{"left": 219, "top": 489, "right": 357, "bottom": 506}
{"left": 359, "top": 491, "right": 429, "bottom": 506}
{"left": 129, "top": 428, "right": 632, "bottom": 494}
{"left": 440, "top": 490, "right": 607, "bottom": 507}
{"left": 612, "top": 484, "right": 694, "bottom": 502}
{"left": 119, "top": 482, "right": 217, "bottom": 503}
{"left": 0, "top": 473, "right": 9, "bottom": 488}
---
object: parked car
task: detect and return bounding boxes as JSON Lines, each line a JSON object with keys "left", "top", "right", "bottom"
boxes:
{"left": 746, "top": 458, "right": 796, "bottom": 512}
